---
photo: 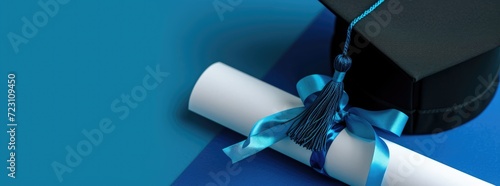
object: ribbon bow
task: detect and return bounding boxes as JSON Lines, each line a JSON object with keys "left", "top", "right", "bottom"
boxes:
{"left": 223, "top": 74, "right": 408, "bottom": 185}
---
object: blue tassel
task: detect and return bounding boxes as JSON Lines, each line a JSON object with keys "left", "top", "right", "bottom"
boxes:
{"left": 287, "top": 54, "right": 352, "bottom": 151}
{"left": 286, "top": 0, "right": 384, "bottom": 151}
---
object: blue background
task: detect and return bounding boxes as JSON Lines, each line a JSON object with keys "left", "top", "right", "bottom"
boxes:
{"left": 0, "top": 0, "right": 498, "bottom": 186}
{"left": 0, "top": 0, "right": 324, "bottom": 185}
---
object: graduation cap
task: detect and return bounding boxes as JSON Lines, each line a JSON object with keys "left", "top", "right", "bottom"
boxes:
{"left": 320, "top": 0, "right": 500, "bottom": 134}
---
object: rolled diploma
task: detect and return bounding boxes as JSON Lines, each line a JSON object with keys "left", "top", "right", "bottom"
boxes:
{"left": 188, "top": 62, "right": 491, "bottom": 186}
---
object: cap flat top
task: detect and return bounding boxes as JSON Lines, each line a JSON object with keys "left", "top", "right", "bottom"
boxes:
{"left": 321, "top": 0, "right": 500, "bottom": 80}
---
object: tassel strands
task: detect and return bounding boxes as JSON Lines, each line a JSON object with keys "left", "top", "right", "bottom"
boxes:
{"left": 287, "top": 55, "right": 351, "bottom": 151}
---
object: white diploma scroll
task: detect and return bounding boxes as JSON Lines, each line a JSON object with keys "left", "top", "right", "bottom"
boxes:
{"left": 188, "top": 62, "right": 492, "bottom": 186}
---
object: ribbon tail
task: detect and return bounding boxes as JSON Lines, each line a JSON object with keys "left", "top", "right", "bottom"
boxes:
{"left": 223, "top": 124, "right": 289, "bottom": 163}
{"left": 223, "top": 108, "right": 303, "bottom": 163}
{"left": 366, "top": 136, "right": 390, "bottom": 186}
{"left": 345, "top": 115, "right": 390, "bottom": 186}
{"left": 243, "top": 108, "right": 303, "bottom": 147}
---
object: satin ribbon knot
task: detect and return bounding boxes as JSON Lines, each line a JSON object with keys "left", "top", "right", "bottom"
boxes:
{"left": 223, "top": 74, "right": 408, "bottom": 185}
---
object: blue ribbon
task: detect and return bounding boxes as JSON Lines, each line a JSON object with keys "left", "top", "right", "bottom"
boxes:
{"left": 223, "top": 74, "right": 408, "bottom": 185}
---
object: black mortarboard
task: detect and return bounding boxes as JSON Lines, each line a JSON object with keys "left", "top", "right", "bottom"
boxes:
{"left": 321, "top": 0, "right": 500, "bottom": 134}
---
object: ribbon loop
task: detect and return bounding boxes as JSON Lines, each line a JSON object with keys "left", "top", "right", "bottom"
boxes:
{"left": 296, "top": 75, "right": 330, "bottom": 103}
{"left": 348, "top": 107, "right": 407, "bottom": 136}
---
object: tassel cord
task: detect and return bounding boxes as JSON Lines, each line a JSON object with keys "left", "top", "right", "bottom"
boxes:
{"left": 343, "top": 0, "right": 385, "bottom": 56}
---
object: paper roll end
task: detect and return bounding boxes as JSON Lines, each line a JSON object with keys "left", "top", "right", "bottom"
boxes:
{"left": 188, "top": 62, "right": 227, "bottom": 112}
